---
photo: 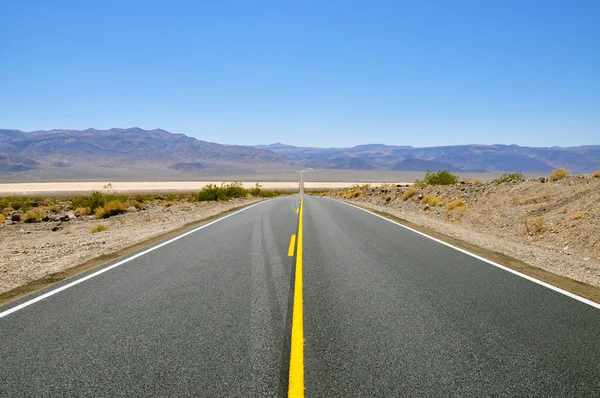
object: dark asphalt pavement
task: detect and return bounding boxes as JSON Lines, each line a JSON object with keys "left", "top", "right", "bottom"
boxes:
{"left": 0, "top": 197, "right": 299, "bottom": 397}
{"left": 303, "top": 196, "right": 600, "bottom": 397}
{"left": 1, "top": 192, "right": 600, "bottom": 397}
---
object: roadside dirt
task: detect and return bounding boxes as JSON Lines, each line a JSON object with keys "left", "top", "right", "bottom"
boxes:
{"left": 326, "top": 175, "right": 600, "bottom": 289}
{"left": 0, "top": 198, "right": 263, "bottom": 302}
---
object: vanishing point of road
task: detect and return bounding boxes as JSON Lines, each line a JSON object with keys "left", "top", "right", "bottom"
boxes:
{"left": 1, "top": 175, "right": 599, "bottom": 397}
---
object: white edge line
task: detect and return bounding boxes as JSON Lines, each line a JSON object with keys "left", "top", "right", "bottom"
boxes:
{"left": 0, "top": 200, "right": 271, "bottom": 319}
{"left": 321, "top": 196, "right": 600, "bottom": 310}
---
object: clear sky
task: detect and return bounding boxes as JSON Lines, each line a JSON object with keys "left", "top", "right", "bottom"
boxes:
{"left": 1, "top": 1, "right": 598, "bottom": 148}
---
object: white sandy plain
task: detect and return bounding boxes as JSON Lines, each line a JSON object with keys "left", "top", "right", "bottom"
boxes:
{"left": 0, "top": 181, "right": 405, "bottom": 195}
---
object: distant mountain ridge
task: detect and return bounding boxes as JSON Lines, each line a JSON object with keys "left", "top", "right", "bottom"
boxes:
{"left": 256, "top": 143, "right": 600, "bottom": 173}
{"left": 0, "top": 128, "right": 598, "bottom": 180}
{"left": 0, "top": 128, "right": 291, "bottom": 180}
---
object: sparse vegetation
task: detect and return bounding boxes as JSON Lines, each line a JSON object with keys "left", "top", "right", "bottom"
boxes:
{"left": 446, "top": 199, "right": 465, "bottom": 211}
{"left": 549, "top": 168, "right": 571, "bottom": 181}
{"left": 194, "top": 182, "right": 286, "bottom": 202}
{"left": 572, "top": 213, "right": 582, "bottom": 220}
{"left": 90, "top": 224, "right": 107, "bottom": 233}
{"left": 305, "top": 189, "right": 330, "bottom": 196}
{"left": 419, "top": 195, "right": 445, "bottom": 207}
{"left": 402, "top": 188, "right": 418, "bottom": 201}
{"left": 593, "top": 171, "right": 600, "bottom": 178}
{"left": 494, "top": 172, "right": 524, "bottom": 183}
{"left": 75, "top": 207, "right": 93, "bottom": 216}
{"left": 95, "top": 201, "right": 127, "bottom": 219}
{"left": 415, "top": 170, "right": 459, "bottom": 186}
{"left": 524, "top": 217, "right": 545, "bottom": 233}
{"left": 0, "top": 214, "right": 5, "bottom": 224}
{"left": 71, "top": 191, "right": 106, "bottom": 211}
{"left": 22, "top": 208, "right": 47, "bottom": 223}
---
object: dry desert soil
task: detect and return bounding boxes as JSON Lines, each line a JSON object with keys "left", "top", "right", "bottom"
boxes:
{"left": 325, "top": 174, "right": 600, "bottom": 292}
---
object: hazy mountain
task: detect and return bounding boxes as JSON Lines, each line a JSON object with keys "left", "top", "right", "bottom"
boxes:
{"left": 0, "top": 128, "right": 290, "bottom": 180}
{"left": 257, "top": 143, "right": 600, "bottom": 173}
{"left": 391, "top": 158, "right": 465, "bottom": 172}
{"left": 1, "top": 128, "right": 598, "bottom": 181}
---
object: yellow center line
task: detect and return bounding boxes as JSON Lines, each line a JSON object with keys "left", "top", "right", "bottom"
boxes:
{"left": 288, "top": 197, "right": 304, "bottom": 397}
{"left": 288, "top": 235, "right": 297, "bottom": 257}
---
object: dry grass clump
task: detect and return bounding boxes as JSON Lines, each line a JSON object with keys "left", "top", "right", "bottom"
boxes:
{"left": 42, "top": 204, "right": 58, "bottom": 213}
{"left": 420, "top": 195, "right": 445, "bottom": 207}
{"left": 524, "top": 217, "right": 545, "bottom": 233}
{"left": 549, "top": 168, "right": 571, "bottom": 181}
{"left": 75, "top": 207, "right": 93, "bottom": 216}
{"left": 571, "top": 213, "right": 582, "bottom": 220}
{"left": 95, "top": 201, "right": 127, "bottom": 219}
{"left": 22, "top": 208, "right": 47, "bottom": 223}
{"left": 593, "top": 171, "right": 600, "bottom": 178}
{"left": 125, "top": 199, "right": 143, "bottom": 210}
{"left": 335, "top": 187, "right": 364, "bottom": 199}
{"left": 446, "top": 199, "right": 465, "bottom": 211}
{"left": 402, "top": 188, "right": 417, "bottom": 201}
{"left": 0, "top": 214, "right": 5, "bottom": 224}
{"left": 380, "top": 194, "right": 391, "bottom": 202}
{"left": 90, "top": 224, "right": 107, "bottom": 233}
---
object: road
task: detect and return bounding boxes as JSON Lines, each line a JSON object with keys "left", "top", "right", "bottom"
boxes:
{"left": 1, "top": 182, "right": 600, "bottom": 396}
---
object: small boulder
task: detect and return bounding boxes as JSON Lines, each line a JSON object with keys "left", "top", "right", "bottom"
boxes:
{"left": 11, "top": 214, "right": 21, "bottom": 222}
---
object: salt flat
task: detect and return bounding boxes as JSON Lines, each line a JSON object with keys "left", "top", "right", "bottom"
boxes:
{"left": 0, "top": 181, "right": 403, "bottom": 196}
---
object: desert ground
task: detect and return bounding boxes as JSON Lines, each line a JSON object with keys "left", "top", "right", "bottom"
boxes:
{"left": 325, "top": 174, "right": 600, "bottom": 289}
{"left": 2, "top": 171, "right": 597, "bottom": 305}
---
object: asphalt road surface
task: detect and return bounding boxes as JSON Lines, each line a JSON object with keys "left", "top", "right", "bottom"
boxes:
{"left": 1, "top": 191, "right": 600, "bottom": 397}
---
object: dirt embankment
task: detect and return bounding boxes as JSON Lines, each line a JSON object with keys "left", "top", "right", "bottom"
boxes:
{"left": 0, "top": 198, "right": 263, "bottom": 298}
{"left": 327, "top": 175, "right": 600, "bottom": 288}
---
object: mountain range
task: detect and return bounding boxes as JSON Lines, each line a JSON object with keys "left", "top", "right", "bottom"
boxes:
{"left": 256, "top": 142, "right": 600, "bottom": 174}
{"left": 1, "top": 128, "right": 599, "bottom": 181}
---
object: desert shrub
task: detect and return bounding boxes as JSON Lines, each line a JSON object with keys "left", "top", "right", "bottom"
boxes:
{"left": 22, "top": 208, "right": 46, "bottom": 223}
{"left": 195, "top": 184, "right": 220, "bottom": 201}
{"left": 416, "top": 170, "right": 459, "bottom": 186}
{"left": 75, "top": 207, "right": 93, "bottom": 216}
{"left": 402, "top": 188, "right": 418, "bottom": 201}
{"left": 71, "top": 191, "right": 106, "bottom": 210}
{"left": 6, "top": 196, "right": 32, "bottom": 212}
{"left": 446, "top": 199, "right": 465, "bottom": 211}
{"left": 90, "top": 224, "right": 107, "bottom": 233}
{"left": 420, "top": 195, "right": 445, "bottom": 207}
{"left": 494, "top": 172, "right": 524, "bottom": 183}
{"left": 95, "top": 201, "right": 127, "bottom": 219}
{"left": 549, "top": 168, "right": 571, "bottom": 181}
{"left": 306, "top": 189, "right": 329, "bottom": 196}
{"left": 194, "top": 182, "right": 250, "bottom": 202}
{"left": 571, "top": 213, "right": 582, "bottom": 220}
{"left": 125, "top": 199, "right": 143, "bottom": 209}
{"left": 249, "top": 183, "right": 262, "bottom": 196}
{"left": 104, "top": 193, "right": 128, "bottom": 204}
{"left": 593, "top": 171, "right": 600, "bottom": 178}
{"left": 132, "top": 194, "right": 157, "bottom": 203}
{"left": 524, "top": 217, "right": 545, "bottom": 233}
{"left": 222, "top": 182, "right": 249, "bottom": 199}
{"left": 0, "top": 214, "right": 5, "bottom": 224}
{"left": 380, "top": 194, "right": 391, "bottom": 202}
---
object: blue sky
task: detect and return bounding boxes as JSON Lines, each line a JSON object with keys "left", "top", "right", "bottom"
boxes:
{"left": 1, "top": 1, "right": 598, "bottom": 147}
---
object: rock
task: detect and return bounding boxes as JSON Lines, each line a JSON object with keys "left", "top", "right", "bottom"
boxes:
{"left": 418, "top": 194, "right": 424, "bottom": 200}
{"left": 51, "top": 226, "right": 61, "bottom": 232}
{"left": 423, "top": 204, "right": 430, "bottom": 211}
{"left": 538, "top": 178, "right": 548, "bottom": 183}
{"left": 11, "top": 214, "right": 21, "bottom": 222}
{"left": 59, "top": 214, "right": 71, "bottom": 222}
